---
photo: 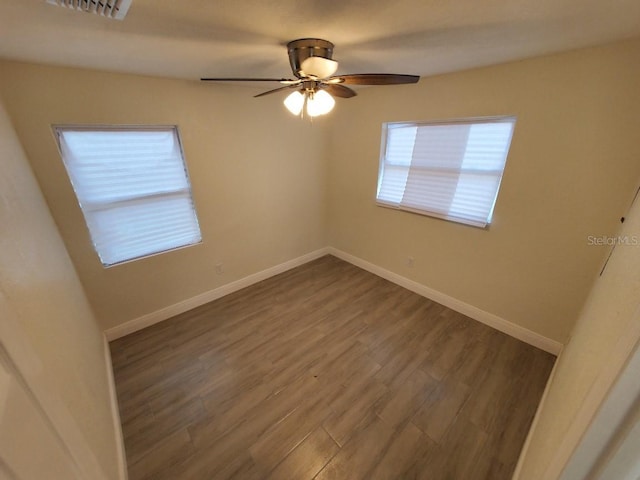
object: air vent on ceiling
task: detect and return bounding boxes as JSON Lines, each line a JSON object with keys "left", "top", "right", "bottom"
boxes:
{"left": 46, "top": 0, "right": 132, "bottom": 20}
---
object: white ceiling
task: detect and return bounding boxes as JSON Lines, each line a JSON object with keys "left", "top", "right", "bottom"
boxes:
{"left": 0, "top": 0, "right": 639, "bottom": 82}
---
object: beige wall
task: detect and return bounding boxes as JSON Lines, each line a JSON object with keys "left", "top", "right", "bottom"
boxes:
{"left": 326, "top": 38, "right": 640, "bottom": 343}
{"left": 0, "top": 99, "right": 121, "bottom": 478}
{"left": 0, "top": 62, "right": 327, "bottom": 331}
{"left": 1, "top": 39, "right": 638, "bottom": 344}
{"left": 517, "top": 170, "right": 640, "bottom": 478}
{"left": 1, "top": 34, "right": 640, "bottom": 480}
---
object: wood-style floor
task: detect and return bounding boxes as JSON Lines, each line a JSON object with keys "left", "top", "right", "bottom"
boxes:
{"left": 110, "top": 255, "right": 555, "bottom": 480}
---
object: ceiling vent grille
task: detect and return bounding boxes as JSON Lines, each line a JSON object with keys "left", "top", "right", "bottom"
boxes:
{"left": 45, "top": 0, "right": 132, "bottom": 20}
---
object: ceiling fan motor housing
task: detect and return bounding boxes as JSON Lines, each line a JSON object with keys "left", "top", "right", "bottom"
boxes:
{"left": 287, "top": 38, "right": 334, "bottom": 78}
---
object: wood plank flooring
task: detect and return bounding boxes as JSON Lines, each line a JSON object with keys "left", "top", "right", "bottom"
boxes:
{"left": 110, "top": 255, "right": 555, "bottom": 480}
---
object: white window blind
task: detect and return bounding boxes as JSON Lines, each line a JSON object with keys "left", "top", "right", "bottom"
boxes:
{"left": 54, "top": 126, "right": 202, "bottom": 266}
{"left": 377, "top": 117, "right": 515, "bottom": 228}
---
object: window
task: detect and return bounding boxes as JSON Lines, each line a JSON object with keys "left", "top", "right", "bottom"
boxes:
{"left": 54, "top": 126, "right": 201, "bottom": 266}
{"left": 376, "top": 116, "right": 516, "bottom": 228}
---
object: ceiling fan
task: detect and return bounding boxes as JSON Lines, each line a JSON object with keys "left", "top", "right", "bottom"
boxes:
{"left": 201, "top": 38, "right": 420, "bottom": 117}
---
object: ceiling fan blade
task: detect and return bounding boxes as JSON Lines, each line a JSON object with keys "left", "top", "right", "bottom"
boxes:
{"left": 200, "top": 77, "right": 297, "bottom": 83}
{"left": 323, "top": 83, "right": 357, "bottom": 98}
{"left": 330, "top": 74, "right": 420, "bottom": 85}
{"left": 254, "top": 85, "right": 295, "bottom": 98}
{"left": 279, "top": 79, "right": 303, "bottom": 85}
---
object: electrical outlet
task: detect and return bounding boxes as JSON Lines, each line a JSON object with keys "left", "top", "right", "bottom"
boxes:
{"left": 215, "top": 263, "right": 224, "bottom": 274}
{"left": 406, "top": 256, "right": 415, "bottom": 267}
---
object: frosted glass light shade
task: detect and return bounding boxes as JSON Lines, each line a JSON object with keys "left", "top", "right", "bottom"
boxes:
{"left": 283, "top": 91, "right": 304, "bottom": 115}
{"left": 300, "top": 57, "right": 339, "bottom": 79}
{"left": 306, "top": 90, "right": 335, "bottom": 117}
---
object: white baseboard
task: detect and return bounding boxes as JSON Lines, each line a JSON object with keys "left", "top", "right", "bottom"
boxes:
{"left": 105, "top": 245, "right": 563, "bottom": 355}
{"left": 327, "top": 247, "right": 563, "bottom": 355}
{"left": 102, "top": 335, "right": 128, "bottom": 480}
{"left": 105, "top": 248, "right": 330, "bottom": 341}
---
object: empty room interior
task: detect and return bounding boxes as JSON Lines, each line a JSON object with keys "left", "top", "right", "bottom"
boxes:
{"left": 2, "top": 1, "right": 640, "bottom": 479}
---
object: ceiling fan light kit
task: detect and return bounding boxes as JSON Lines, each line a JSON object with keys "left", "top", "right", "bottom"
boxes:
{"left": 284, "top": 89, "right": 336, "bottom": 117}
{"left": 299, "top": 56, "right": 339, "bottom": 80}
{"left": 283, "top": 90, "right": 304, "bottom": 115}
{"left": 201, "top": 38, "right": 420, "bottom": 118}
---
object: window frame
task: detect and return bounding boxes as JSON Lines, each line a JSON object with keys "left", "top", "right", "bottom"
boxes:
{"left": 376, "top": 115, "right": 516, "bottom": 228}
{"left": 52, "top": 124, "right": 202, "bottom": 267}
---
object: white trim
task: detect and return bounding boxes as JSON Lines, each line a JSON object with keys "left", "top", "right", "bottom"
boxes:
{"left": 594, "top": 369, "right": 640, "bottom": 480}
{"left": 105, "top": 248, "right": 330, "bottom": 340}
{"left": 566, "top": 337, "right": 640, "bottom": 479}
{"left": 326, "top": 247, "right": 563, "bottom": 355}
{"left": 512, "top": 354, "right": 561, "bottom": 479}
{"left": 105, "top": 246, "right": 562, "bottom": 355}
{"left": 102, "top": 335, "right": 128, "bottom": 480}
{"left": 545, "top": 302, "right": 640, "bottom": 478}
{"left": 0, "top": 297, "right": 110, "bottom": 480}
